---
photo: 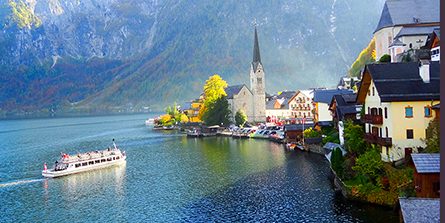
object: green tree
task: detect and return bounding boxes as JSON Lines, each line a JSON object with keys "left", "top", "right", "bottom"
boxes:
{"left": 331, "top": 147, "right": 345, "bottom": 177}
{"left": 202, "top": 96, "right": 231, "bottom": 126}
{"left": 352, "top": 148, "right": 384, "bottom": 184}
{"left": 235, "top": 110, "right": 247, "bottom": 126}
{"left": 378, "top": 54, "right": 391, "bottom": 63}
{"left": 424, "top": 119, "right": 440, "bottom": 153}
{"left": 344, "top": 120, "right": 369, "bottom": 155}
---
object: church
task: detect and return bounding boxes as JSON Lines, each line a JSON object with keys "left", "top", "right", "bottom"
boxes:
{"left": 227, "top": 27, "right": 266, "bottom": 123}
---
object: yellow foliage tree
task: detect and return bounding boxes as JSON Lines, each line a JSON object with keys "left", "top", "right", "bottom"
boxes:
{"left": 180, "top": 114, "right": 189, "bottom": 123}
{"left": 160, "top": 114, "right": 171, "bottom": 123}
{"left": 348, "top": 38, "right": 376, "bottom": 77}
{"left": 199, "top": 74, "right": 228, "bottom": 119}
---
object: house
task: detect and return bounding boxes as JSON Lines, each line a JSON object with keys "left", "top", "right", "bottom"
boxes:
{"left": 337, "top": 76, "right": 360, "bottom": 90}
{"left": 356, "top": 61, "right": 440, "bottom": 163}
{"left": 423, "top": 28, "right": 440, "bottom": 61}
{"left": 265, "top": 91, "right": 296, "bottom": 121}
{"left": 226, "top": 27, "right": 266, "bottom": 123}
{"left": 182, "top": 98, "right": 203, "bottom": 123}
{"left": 432, "top": 103, "right": 439, "bottom": 120}
{"left": 287, "top": 90, "right": 315, "bottom": 124}
{"left": 312, "top": 89, "right": 353, "bottom": 123}
{"left": 373, "top": 0, "right": 439, "bottom": 60}
{"left": 391, "top": 26, "right": 439, "bottom": 62}
{"left": 409, "top": 153, "right": 440, "bottom": 198}
{"left": 398, "top": 198, "right": 440, "bottom": 223}
{"left": 283, "top": 124, "right": 312, "bottom": 143}
{"left": 328, "top": 93, "right": 361, "bottom": 145}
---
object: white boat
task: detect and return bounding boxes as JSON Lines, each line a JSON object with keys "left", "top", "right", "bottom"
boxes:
{"left": 145, "top": 118, "right": 155, "bottom": 125}
{"left": 42, "top": 140, "right": 126, "bottom": 178}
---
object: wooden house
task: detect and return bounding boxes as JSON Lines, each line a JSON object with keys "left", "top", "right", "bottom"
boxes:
{"left": 410, "top": 153, "right": 440, "bottom": 198}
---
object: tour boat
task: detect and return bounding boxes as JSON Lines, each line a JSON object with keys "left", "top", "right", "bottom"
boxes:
{"left": 42, "top": 139, "right": 126, "bottom": 178}
{"left": 145, "top": 118, "right": 155, "bottom": 125}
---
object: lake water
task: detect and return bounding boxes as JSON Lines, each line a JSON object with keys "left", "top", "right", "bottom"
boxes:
{"left": 0, "top": 114, "right": 398, "bottom": 222}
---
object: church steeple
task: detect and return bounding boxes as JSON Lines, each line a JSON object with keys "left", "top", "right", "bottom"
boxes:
{"left": 252, "top": 27, "right": 262, "bottom": 71}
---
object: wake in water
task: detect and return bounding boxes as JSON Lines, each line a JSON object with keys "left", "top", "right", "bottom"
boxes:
{"left": 0, "top": 178, "right": 44, "bottom": 188}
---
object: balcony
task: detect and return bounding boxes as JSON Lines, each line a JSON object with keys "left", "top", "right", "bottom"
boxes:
{"left": 363, "top": 114, "right": 383, "bottom": 125}
{"left": 292, "top": 107, "right": 311, "bottom": 111}
{"left": 364, "top": 133, "right": 392, "bottom": 147}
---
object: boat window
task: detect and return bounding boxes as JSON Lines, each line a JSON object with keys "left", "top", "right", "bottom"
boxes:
{"left": 95, "top": 160, "right": 100, "bottom": 164}
{"left": 82, "top": 162, "right": 87, "bottom": 166}
{"left": 75, "top": 163, "right": 81, "bottom": 168}
{"left": 107, "top": 158, "right": 112, "bottom": 161}
{"left": 113, "top": 157, "right": 116, "bottom": 160}
{"left": 116, "top": 156, "right": 120, "bottom": 160}
{"left": 89, "top": 161, "right": 94, "bottom": 165}
{"left": 101, "top": 159, "right": 106, "bottom": 162}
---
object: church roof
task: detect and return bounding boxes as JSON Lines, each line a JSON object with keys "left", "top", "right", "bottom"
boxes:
{"left": 225, "top": 84, "right": 251, "bottom": 99}
{"left": 252, "top": 27, "right": 262, "bottom": 72}
{"left": 374, "top": 0, "right": 440, "bottom": 33}
{"left": 394, "top": 26, "right": 439, "bottom": 39}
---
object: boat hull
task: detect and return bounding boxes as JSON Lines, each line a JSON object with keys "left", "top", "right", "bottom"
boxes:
{"left": 42, "top": 157, "right": 126, "bottom": 178}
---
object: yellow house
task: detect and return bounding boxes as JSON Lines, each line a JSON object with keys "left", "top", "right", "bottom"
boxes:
{"left": 357, "top": 61, "right": 440, "bottom": 163}
{"left": 182, "top": 99, "right": 203, "bottom": 123}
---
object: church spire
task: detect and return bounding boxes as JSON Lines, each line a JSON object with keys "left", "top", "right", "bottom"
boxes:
{"left": 252, "top": 27, "right": 261, "bottom": 64}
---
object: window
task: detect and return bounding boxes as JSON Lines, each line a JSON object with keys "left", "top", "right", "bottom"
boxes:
{"left": 75, "top": 163, "right": 81, "bottom": 168}
{"left": 384, "top": 108, "right": 388, "bottom": 119}
{"left": 82, "top": 162, "right": 87, "bottom": 166}
{"left": 424, "top": 106, "right": 432, "bottom": 117}
{"left": 405, "top": 107, "right": 413, "bottom": 118}
{"left": 385, "top": 127, "right": 388, "bottom": 137}
{"left": 95, "top": 160, "right": 100, "bottom": 164}
{"left": 101, "top": 159, "right": 106, "bottom": 162}
{"left": 372, "top": 87, "right": 375, "bottom": 96}
{"left": 379, "top": 128, "right": 382, "bottom": 137}
{"left": 406, "top": 129, "right": 414, "bottom": 139}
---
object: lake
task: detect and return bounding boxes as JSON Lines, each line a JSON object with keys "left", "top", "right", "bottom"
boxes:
{"left": 0, "top": 114, "right": 398, "bottom": 222}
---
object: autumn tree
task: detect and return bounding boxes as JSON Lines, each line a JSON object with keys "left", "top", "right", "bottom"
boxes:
{"left": 198, "top": 74, "right": 228, "bottom": 119}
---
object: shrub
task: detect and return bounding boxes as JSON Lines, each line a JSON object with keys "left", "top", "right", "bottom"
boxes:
{"left": 331, "top": 147, "right": 344, "bottom": 177}
{"left": 352, "top": 148, "right": 384, "bottom": 184}
{"left": 378, "top": 54, "right": 391, "bottom": 63}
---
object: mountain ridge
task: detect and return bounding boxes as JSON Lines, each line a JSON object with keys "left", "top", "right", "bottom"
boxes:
{"left": 0, "top": 0, "right": 384, "bottom": 116}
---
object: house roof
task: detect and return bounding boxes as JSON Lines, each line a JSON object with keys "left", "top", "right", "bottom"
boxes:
{"left": 374, "top": 0, "right": 440, "bottom": 33}
{"left": 181, "top": 102, "right": 192, "bottom": 110}
{"left": 288, "top": 89, "right": 314, "bottom": 104}
{"left": 358, "top": 62, "right": 440, "bottom": 103}
{"left": 411, "top": 153, "right": 440, "bottom": 173}
{"left": 389, "top": 38, "right": 406, "bottom": 47}
{"left": 267, "top": 91, "right": 296, "bottom": 110}
{"left": 313, "top": 89, "right": 353, "bottom": 104}
{"left": 432, "top": 103, "right": 440, "bottom": 109}
{"left": 394, "top": 26, "right": 440, "bottom": 39}
{"left": 330, "top": 94, "right": 359, "bottom": 120}
{"left": 225, "top": 84, "right": 251, "bottom": 99}
{"left": 399, "top": 198, "right": 440, "bottom": 223}
{"left": 283, "top": 124, "right": 313, "bottom": 131}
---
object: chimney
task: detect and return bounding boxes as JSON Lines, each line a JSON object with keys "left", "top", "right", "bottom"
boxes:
{"left": 419, "top": 59, "right": 430, "bottom": 83}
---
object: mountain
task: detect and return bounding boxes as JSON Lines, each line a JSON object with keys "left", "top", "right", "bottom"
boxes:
{"left": 0, "top": 0, "right": 384, "bottom": 116}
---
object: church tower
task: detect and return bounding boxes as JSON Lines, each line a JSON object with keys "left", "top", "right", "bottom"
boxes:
{"left": 249, "top": 27, "right": 266, "bottom": 122}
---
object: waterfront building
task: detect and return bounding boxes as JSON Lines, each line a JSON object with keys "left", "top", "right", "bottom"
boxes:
{"left": 288, "top": 90, "right": 315, "bottom": 124}
{"left": 373, "top": 0, "right": 439, "bottom": 61}
{"left": 409, "top": 153, "right": 440, "bottom": 198}
{"left": 328, "top": 93, "right": 361, "bottom": 145}
{"left": 226, "top": 27, "right": 266, "bottom": 123}
{"left": 356, "top": 61, "right": 440, "bottom": 163}
{"left": 312, "top": 89, "right": 353, "bottom": 123}
{"left": 265, "top": 91, "right": 296, "bottom": 121}
{"left": 337, "top": 76, "right": 360, "bottom": 91}
{"left": 182, "top": 97, "right": 203, "bottom": 123}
